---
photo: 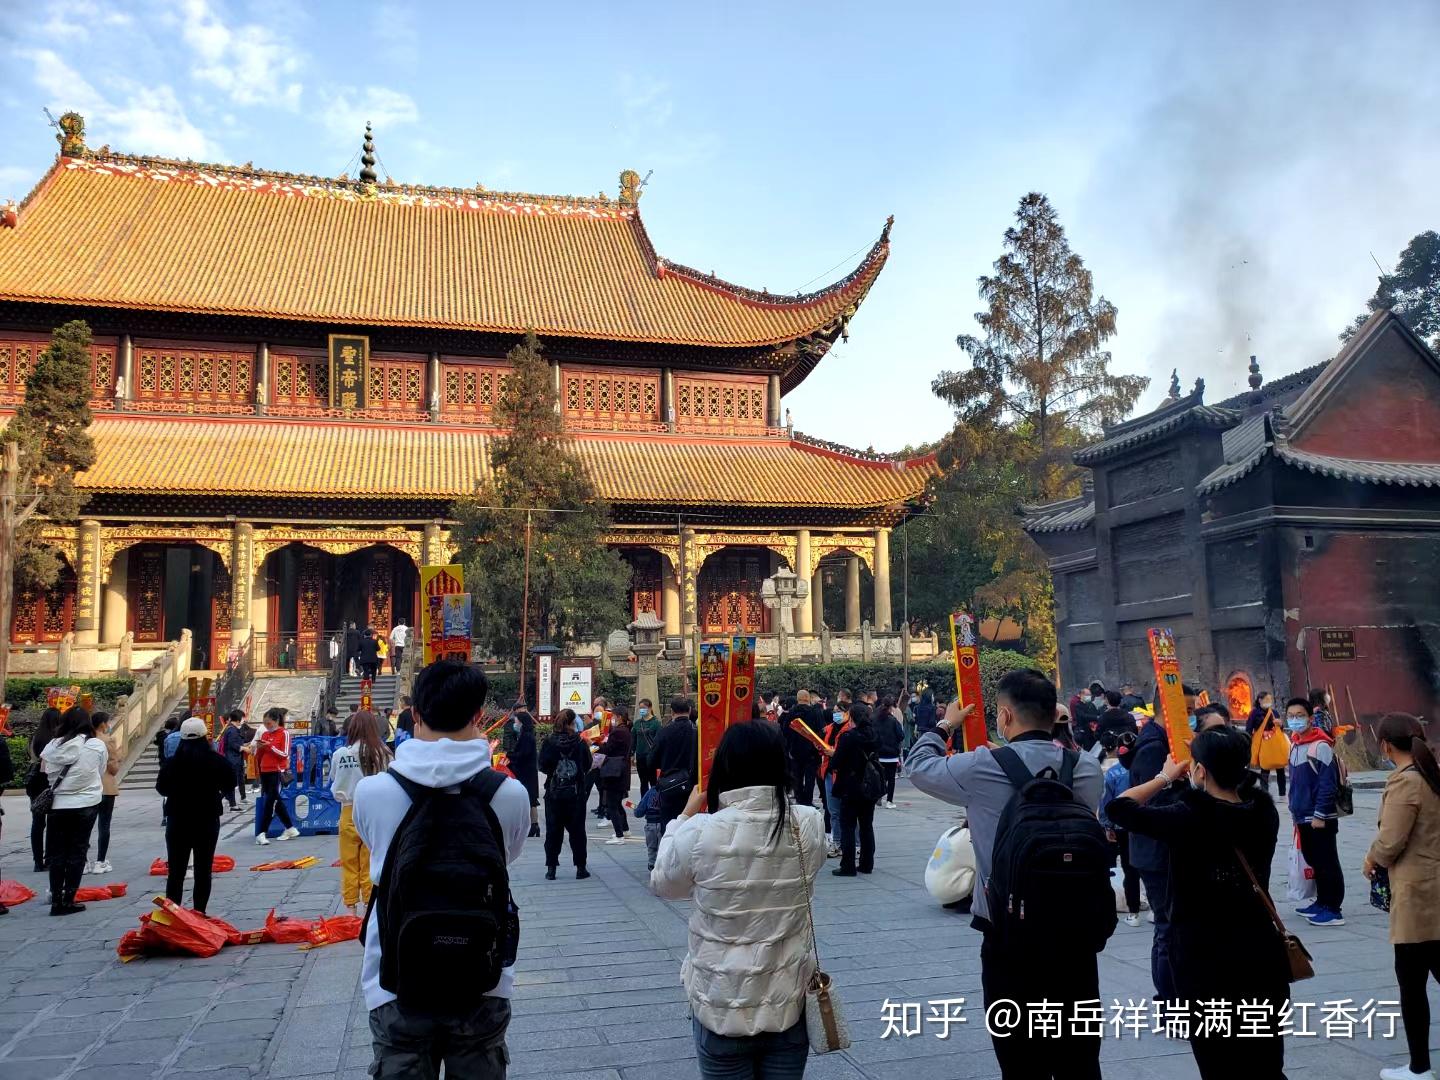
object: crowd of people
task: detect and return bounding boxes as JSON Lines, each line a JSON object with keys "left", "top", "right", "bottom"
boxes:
{"left": 10, "top": 659, "right": 1440, "bottom": 1080}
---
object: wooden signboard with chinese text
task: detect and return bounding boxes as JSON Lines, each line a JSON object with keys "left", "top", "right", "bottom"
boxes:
{"left": 328, "top": 334, "right": 369, "bottom": 411}
{"left": 1319, "top": 629, "right": 1357, "bottom": 662}
{"left": 1147, "top": 627, "right": 1192, "bottom": 763}
{"left": 696, "top": 640, "right": 730, "bottom": 791}
{"left": 948, "top": 612, "right": 988, "bottom": 751}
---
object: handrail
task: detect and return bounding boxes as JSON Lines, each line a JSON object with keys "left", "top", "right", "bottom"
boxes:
{"left": 214, "top": 629, "right": 254, "bottom": 719}
{"left": 109, "top": 630, "right": 193, "bottom": 763}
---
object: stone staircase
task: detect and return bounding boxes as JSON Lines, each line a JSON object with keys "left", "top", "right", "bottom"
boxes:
{"left": 119, "top": 698, "right": 193, "bottom": 790}
{"left": 336, "top": 673, "right": 398, "bottom": 716}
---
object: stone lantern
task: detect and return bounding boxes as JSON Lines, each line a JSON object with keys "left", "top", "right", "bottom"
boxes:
{"left": 628, "top": 611, "right": 665, "bottom": 712}
{"left": 761, "top": 566, "right": 810, "bottom": 635}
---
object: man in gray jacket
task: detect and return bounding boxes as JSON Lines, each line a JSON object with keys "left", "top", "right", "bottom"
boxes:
{"left": 907, "top": 668, "right": 1105, "bottom": 1080}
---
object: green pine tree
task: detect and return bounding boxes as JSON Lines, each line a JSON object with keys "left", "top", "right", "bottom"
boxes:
{"left": 452, "top": 331, "right": 631, "bottom": 667}
{"left": 8, "top": 319, "right": 97, "bottom": 590}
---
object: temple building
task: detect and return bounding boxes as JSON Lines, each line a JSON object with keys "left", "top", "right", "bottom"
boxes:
{"left": 1025, "top": 310, "right": 1440, "bottom": 723}
{"left": 0, "top": 115, "right": 933, "bottom": 668}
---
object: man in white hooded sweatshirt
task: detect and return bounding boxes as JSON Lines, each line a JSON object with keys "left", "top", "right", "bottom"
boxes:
{"left": 353, "top": 660, "right": 530, "bottom": 1079}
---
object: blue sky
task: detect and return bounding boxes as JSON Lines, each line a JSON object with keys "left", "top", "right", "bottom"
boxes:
{"left": 2, "top": 0, "right": 1438, "bottom": 450}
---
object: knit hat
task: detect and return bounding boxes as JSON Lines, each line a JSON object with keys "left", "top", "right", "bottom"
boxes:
{"left": 180, "top": 717, "right": 208, "bottom": 739}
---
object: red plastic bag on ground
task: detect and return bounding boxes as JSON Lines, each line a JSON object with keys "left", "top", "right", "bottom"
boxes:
{"left": 146, "top": 896, "right": 229, "bottom": 958}
{"left": 74, "top": 883, "right": 127, "bottom": 902}
{"left": 151, "top": 855, "right": 237, "bottom": 875}
{"left": 263, "top": 908, "right": 323, "bottom": 944}
{"left": 304, "top": 915, "right": 362, "bottom": 948}
{"left": 0, "top": 880, "right": 36, "bottom": 906}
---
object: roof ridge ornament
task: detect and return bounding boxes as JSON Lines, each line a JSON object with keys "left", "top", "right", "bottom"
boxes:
{"left": 359, "top": 122, "right": 378, "bottom": 184}
{"left": 1167, "top": 368, "right": 1181, "bottom": 401}
{"left": 56, "top": 111, "right": 87, "bottom": 157}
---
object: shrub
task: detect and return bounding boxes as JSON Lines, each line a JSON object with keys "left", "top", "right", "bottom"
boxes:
{"left": 3, "top": 735, "right": 29, "bottom": 788}
{"left": 4, "top": 677, "right": 135, "bottom": 710}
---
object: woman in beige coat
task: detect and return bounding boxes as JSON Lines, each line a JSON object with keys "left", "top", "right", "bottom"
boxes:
{"left": 1363, "top": 712, "right": 1440, "bottom": 1080}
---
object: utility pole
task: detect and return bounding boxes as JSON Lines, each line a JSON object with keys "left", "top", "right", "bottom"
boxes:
{"left": 0, "top": 441, "right": 43, "bottom": 693}
{"left": 517, "top": 509, "right": 533, "bottom": 707}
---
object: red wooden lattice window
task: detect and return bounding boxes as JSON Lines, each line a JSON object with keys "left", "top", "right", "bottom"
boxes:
{"left": 368, "top": 550, "right": 394, "bottom": 632}
{"left": 135, "top": 346, "right": 252, "bottom": 404}
{"left": 563, "top": 367, "right": 660, "bottom": 427}
{"left": 441, "top": 362, "right": 508, "bottom": 420}
{"left": 698, "top": 550, "right": 768, "bottom": 634}
{"left": 296, "top": 550, "right": 325, "bottom": 668}
{"left": 0, "top": 334, "right": 117, "bottom": 403}
{"left": 626, "top": 550, "right": 662, "bottom": 621}
{"left": 11, "top": 562, "right": 77, "bottom": 644}
{"left": 675, "top": 376, "right": 767, "bottom": 429}
{"left": 211, "top": 559, "right": 232, "bottom": 661}
{"left": 368, "top": 357, "right": 426, "bottom": 412}
{"left": 271, "top": 351, "right": 330, "bottom": 406}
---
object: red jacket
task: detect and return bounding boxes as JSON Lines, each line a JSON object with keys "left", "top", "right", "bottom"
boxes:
{"left": 256, "top": 727, "right": 290, "bottom": 774}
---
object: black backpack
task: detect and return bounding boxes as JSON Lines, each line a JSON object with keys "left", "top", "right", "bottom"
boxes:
{"left": 547, "top": 751, "right": 583, "bottom": 801}
{"left": 367, "top": 768, "right": 517, "bottom": 1015}
{"left": 860, "top": 751, "right": 885, "bottom": 803}
{"left": 985, "top": 746, "right": 1116, "bottom": 953}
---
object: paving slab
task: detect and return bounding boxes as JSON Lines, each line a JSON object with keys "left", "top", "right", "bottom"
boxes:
{"left": 1, "top": 778, "right": 1435, "bottom": 1078}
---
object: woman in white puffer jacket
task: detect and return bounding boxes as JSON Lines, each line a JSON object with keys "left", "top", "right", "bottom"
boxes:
{"left": 651, "top": 719, "right": 826, "bottom": 1080}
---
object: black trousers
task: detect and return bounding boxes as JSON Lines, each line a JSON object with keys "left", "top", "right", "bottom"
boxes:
{"left": 980, "top": 935, "right": 1101, "bottom": 1080}
{"left": 228, "top": 758, "right": 248, "bottom": 804}
{"left": 166, "top": 816, "right": 221, "bottom": 913}
{"left": 1396, "top": 940, "right": 1440, "bottom": 1073}
{"left": 881, "top": 761, "right": 898, "bottom": 803}
{"left": 1140, "top": 866, "right": 1176, "bottom": 999}
{"left": 839, "top": 797, "right": 875, "bottom": 873}
{"left": 92, "top": 794, "right": 117, "bottom": 863}
{"left": 46, "top": 805, "right": 99, "bottom": 907}
{"left": 1297, "top": 821, "right": 1344, "bottom": 911}
{"left": 26, "top": 770, "right": 47, "bottom": 868}
{"left": 543, "top": 796, "right": 587, "bottom": 869}
{"left": 1115, "top": 830, "right": 1141, "bottom": 914}
{"left": 257, "top": 771, "right": 294, "bottom": 834}
{"left": 792, "top": 765, "right": 816, "bottom": 808}
{"left": 659, "top": 783, "right": 690, "bottom": 831}
{"left": 1259, "top": 768, "right": 1286, "bottom": 796}
{"left": 604, "top": 778, "right": 629, "bottom": 837}
{"left": 391, "top": 645, "right": 404, "bottom": 673}
{"left": 636, "top": 756, "right": 652, "bottom": 798}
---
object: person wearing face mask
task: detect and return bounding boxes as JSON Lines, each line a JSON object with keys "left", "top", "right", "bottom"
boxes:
{"left": 1071, "top": 686, "right": 1101, "bottom": 750}
{"left": 907, "top": 668, "right": 1106, "bottom": 1080}
{"left": 1246, "top": 691, "right": 1286, "bottom": 796}
{"left": 631, "top": 699, "right": 660, "bottom": 800}
{"left": 1126, "top": 682, "right": 1201, "bottom": 998}
{"left": 1098, "top": 723, "right": 1143, "bottom": 927}
{"left": 1106, "top": 728, "right": 1289, "bottom": 1079}
{"left": 1285, "top": 696, "right": 1345, "bottom": 926}
{"left": 1362, "top": 713, "right": 1440, "bottom": 1080}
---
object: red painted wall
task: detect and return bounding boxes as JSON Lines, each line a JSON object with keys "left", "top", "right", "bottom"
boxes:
{"left": 1281, "top": 529, "right": 1440, "bottom": 728}
{"left": 1292, "top": 325, "right": 1440, "bottom": 462}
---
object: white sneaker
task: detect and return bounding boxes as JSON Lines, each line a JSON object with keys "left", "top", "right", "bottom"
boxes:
{"left": 99, "top": 860, "right": 114, "bottom": 874}
{"left": 1379, "top": 1067, "right": 1436, "bottom": 1080}
{"left": 605, "top": 837, "right": 626, "bottom": 846}
{"left": 255, "top": 833, "right": 270, "bottom": 846}
{"left": 1123, "top": 913, "right": 1142, "bottom": 928}
{"left": 83, "top": 861, "right": 96, "bottom": 875}
{"left": 885, "top": 801, "right": 897, "bottom": 809}
{"left": 826, "top": 843, "right": 841, "bottom": 859}
{"left": 278, "top": 827, "right": 301, "bottom": 841}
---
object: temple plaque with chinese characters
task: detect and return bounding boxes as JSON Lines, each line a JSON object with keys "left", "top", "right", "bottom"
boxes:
{"left": 328, "top": 333, "right": 369, "bottom": 411}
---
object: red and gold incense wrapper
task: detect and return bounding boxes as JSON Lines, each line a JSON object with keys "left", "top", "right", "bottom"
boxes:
{"left": 787, "top": 715, "right": 832, "bottom": 756}
{"left": 696, "top": 640, "right": 730, "bottom": 790}
{"left": 726, "top": 636, "right": 757, "bottom": 727}
{"left": 1148, "top": 627, "right": 1192, "bottom": 763}
{"left": 948, "top": 612, "right": 988, "bottom": 752}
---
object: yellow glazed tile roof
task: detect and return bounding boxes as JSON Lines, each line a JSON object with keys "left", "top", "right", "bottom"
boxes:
{"left": 0, "top": 155, "right": 888, "bottom": 348}
{"left": 77, "top": 416, "right": 935, "bottom": 509}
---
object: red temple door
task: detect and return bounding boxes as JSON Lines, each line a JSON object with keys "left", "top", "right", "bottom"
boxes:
{"left": 211, "top": 559, "right": 233, "bottom": 663}
{"left": 11, "top": 564, "right": 77, "bottom": 643}
{"left": 129, "top": 549, "right": 166, "bottom": 643}
{"left": 296, "top": 550, "right": 325, "bottom": 668}
{"left": 629, "top": 550, "right": 661, "bottom": 621}
{"left": 368, "top": 549, "right": 394, "bottom": 632}
{"left": 698, "top": 550, "right": 768, "bottom": 635}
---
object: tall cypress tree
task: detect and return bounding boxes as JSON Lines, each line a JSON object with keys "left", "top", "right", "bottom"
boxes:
{"left": 8, "top": 319, "right": 97, "bottom": 589}
{"left": 452, "top": 331, "right": 630, "bottom": 666}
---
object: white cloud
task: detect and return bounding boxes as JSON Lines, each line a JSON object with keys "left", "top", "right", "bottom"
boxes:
{"left": 40, "top": 0, "right": 133, "bottom": 40}
{"left": 21, "top": 47, "right": 219, "bottom": 160}
{"left": 175, "top": 0, "right": 303, "bottom": 110}
{"left": 319, "top": 86, "right": 420, "bottom": 146}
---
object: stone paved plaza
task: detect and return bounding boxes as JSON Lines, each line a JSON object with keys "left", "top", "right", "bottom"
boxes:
{"left": 0, "top": 777, "right": 1433, "bottom": 1079}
